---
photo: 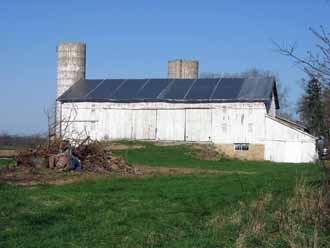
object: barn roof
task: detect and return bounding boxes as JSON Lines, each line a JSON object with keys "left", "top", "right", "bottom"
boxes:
{"left": 58, "top": 77, "right": 279, "bottom": 108}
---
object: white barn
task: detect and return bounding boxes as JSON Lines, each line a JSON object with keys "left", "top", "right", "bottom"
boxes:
{"left": 56, "top": 42, "right": 317, "bottom": 163}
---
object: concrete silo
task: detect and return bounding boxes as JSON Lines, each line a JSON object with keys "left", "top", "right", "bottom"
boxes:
{"left": 168, "top": 59, "right": 199, "bottom": 79}
{"left": 56, "top": 42, "right": 86, "bottom": 135}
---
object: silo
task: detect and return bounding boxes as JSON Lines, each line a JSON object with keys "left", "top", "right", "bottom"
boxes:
{"left": 56, "top": 42, "right": 86, "bottom": 136}
{"left": 168, "top": 59, "right": 199, "bottom": 79}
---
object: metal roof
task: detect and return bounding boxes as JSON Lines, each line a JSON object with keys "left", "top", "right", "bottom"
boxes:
{"left": 58, "top": 77, "right": 279, "bottom": 108}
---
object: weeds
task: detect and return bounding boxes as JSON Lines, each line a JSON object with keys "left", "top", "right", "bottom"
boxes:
{"left": 278, "top": 178, "right": 330, "bottom": 248}
{"left": 215, "top": 178, "right": 330, "bottom": 247}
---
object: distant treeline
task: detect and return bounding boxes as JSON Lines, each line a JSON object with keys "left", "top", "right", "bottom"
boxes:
{"left": 0, "top": 132, "right": 46, "bottom": 148}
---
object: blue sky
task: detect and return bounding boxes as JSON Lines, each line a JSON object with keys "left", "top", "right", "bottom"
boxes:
{"left": 0, "top": 0, "right": 329, "bottom": 134}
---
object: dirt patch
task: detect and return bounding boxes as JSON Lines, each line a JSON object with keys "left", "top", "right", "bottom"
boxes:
{"left": 152, "top": 142, "right": 224, "bottom": 160}
{"left": 0, "top": 166, "right": 106, "bottom": 186}
{"left": 0, "top": 149, "right": 17, "bottom": 157}
{"left": 104, "top": 142, "right": 145, "bottom": 151}
{"left": 153, "top": 142, "right": 186, "bottom": 146}
{"left": 133, "top": 164, "right": 255, "bottom": 176}
{"left": 0, "top": 163, "right": 254, "bottom": 186}
{"left": 189, "top": 144, "right": 224, "bottom": 161}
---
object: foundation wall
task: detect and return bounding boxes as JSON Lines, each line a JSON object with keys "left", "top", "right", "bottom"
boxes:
{"left": 214, "top": 144, "right": 265, "bottom": 161}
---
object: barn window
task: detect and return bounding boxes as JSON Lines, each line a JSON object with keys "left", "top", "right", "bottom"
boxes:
{"left": 222, "top": 106, "right": 227, "bottom": 114}
{"left": 234, "top": 143, "right": 249, "bottom": 151}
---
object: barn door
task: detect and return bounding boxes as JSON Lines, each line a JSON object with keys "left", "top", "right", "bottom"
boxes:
{"left": 132, "top": 110, "right": 157, "bottom": 140}
{"left": 106, "top": 109, "right": 132, "bottom": 139}
{"left": 185, "top": 109, "right": 212, "bottom": 142}
{"left": 156, "top": 109, "right": 185, "bottom": 141}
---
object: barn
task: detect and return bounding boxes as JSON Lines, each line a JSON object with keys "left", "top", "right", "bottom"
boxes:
{"left": 56, "top": 42, "right": 317, "bottom": 163}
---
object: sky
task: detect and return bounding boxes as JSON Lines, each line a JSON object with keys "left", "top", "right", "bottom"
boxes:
{"left": 0, "top": 0, "right": 329, "bottom": 134}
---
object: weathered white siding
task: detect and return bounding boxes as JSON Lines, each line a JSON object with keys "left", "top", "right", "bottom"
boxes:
{"left": 105, "top": 109, "right": 132, "bottom": 140}
{"left": 61, "top": 101, "right": 317, "bottom": 163}
{"left": 211, "top": 104, "right": 266, "bottom": 144}
{"left": 264, "top": 116, "right": 317, "bottom": 163}
{"left": 156, "top": 109, "right": 185, "bottom": 141}
{"left": 186, "top": 109, "right": 212, "bottom": 141}
{"left": 62, "top": 102, "right": 267, "bottom": 143}
{"left": 132, "top": 110, "right": 157, "bottom": 140}
{"left": 61, "top": 104, "right": 97, "bottom": 140}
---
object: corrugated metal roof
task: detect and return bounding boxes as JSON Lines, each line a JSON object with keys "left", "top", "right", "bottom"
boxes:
{"left": 58, "top": 77, "right": 278, "bottom": 108}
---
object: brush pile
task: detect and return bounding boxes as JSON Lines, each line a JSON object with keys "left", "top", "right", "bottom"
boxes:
{"left": 74, "top": 141, "right": 135, "bottom": 174}
{"left": 15, "top": 137, "right": 136, "bottom": 175}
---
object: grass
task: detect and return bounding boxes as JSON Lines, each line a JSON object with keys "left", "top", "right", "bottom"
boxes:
{"left": 0, "top": 146, "right": 16, "bottom": 150}
{"left": 0, "top": 142, "right": 324, "bottom": 247}
{"left": 114, "top": 141, "right": 316, "bottom": 174}
{"left": 0, "top": 159, "right": 15, "bottom": 168}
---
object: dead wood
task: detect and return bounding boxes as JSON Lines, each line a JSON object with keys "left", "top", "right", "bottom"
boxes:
{"left": 14, "top": 137, "right": 136, "bottom": 175}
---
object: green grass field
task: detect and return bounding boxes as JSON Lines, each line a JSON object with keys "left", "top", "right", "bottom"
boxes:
{"left": 0, "top": 159, "right": 14, "bottom": 167}
{"left": 0, "top": 142, "right": 323, "bottom": 247}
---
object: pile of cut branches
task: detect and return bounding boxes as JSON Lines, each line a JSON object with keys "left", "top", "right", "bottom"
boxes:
{"left": 74, "top": 140, "right": 136, "bottom": 174}
{"left": 14, "top": 136, "right": 136, "bottom": 175}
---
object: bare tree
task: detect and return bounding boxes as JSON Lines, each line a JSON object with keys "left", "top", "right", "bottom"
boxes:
{"left": 44, "top": 103, "right": 91, "bottom": 152}
{"left": 275, "top": 26, "right": 330, "bottom": 139}
{"left": 274, "top": 26, "right": 330, "bottom": 86}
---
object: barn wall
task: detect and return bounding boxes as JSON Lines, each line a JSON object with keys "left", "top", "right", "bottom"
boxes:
{"left": 186, "top": 109, "right": 212, "bottom": 142}
{"left": 211, "top": 105, "right": 266, "bottom": 144}
{"left": 61, "top": 105, "right": 97, "bottom": 140}
{"left": 61, "top": 101, "right": 267, "bottom": 143}
{"left": 132, "top": 110, "right": 157, "bottom": 140}
{"left": 156, "top": 109, "right": 185, "bottom": 141}
{"left": 61, "top": 101, "right": 317, "bottom": 163}
{"left": 265, "top": 116, "right": 315, "bottom": 142}
{"left": 264, "top": 116, "right": 317, "bottom": 163}
{"left": 62, "top": 101, "right": 266, "bottom": 110}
